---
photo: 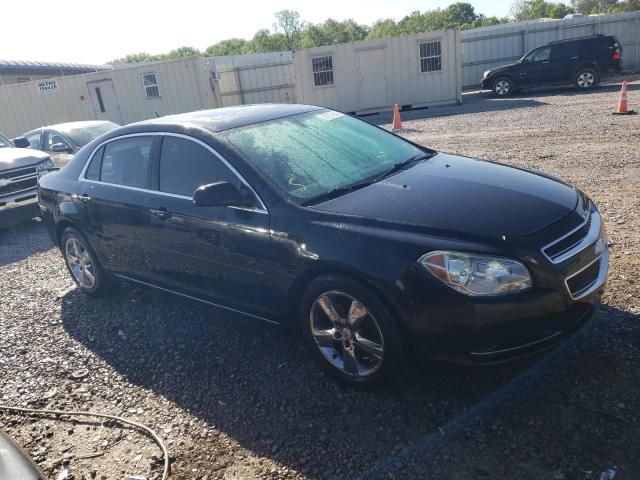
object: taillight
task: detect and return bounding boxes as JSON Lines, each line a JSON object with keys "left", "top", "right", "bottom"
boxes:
{"left": 613, "top": 49, "right": 621, "bottom": 60}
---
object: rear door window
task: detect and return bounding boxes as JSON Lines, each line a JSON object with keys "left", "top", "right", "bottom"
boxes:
{"left": 100, "top": 137, "right": 154, "bottom": 189}
{"left": 158, "top": 136, "right": 238, "bottom": 197}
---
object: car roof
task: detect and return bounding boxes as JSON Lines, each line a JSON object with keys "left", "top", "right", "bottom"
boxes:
{"left": 547, "top": 35, "right": 613, "bottom": 46}
{"left": 138, "top": 104, "right": 325, "bottom": 133}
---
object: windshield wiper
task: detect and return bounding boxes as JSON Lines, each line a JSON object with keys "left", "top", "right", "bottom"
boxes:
{"left": 373, "top": 152, "right": 434, "bottom": 183}
{"left": 301, "top": 179, "right": 376, "bottom": 206}
{"left": 302, "top": 152, "right": 435, "bottom": 207}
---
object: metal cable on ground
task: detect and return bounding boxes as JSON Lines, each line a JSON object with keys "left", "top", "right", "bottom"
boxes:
{"left": 0, "top": 404, "right": 170, "bottom": 480}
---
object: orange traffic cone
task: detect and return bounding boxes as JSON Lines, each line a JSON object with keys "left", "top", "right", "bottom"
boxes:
{"left": 613, "top": 81, "right": 635, "bottom": 115}
{"left": 392, "top": 104, "right": 403, "bottom": 130}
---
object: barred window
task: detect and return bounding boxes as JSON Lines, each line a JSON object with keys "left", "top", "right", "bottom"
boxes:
{"left": 312, "top": 56, "right": 334, "bottom": 87}
{"left": 141, "top": 72, "right": 160, "bottom": 98}
{"left": 419, "top": 41, "right": 442, "bottom": 73}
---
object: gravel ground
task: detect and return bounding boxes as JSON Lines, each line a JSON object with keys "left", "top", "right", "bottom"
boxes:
{"left": 1, "top": 78, "right": 639, "bottom": 480}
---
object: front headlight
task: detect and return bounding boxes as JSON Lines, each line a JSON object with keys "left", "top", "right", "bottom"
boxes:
{"left": 36, "top": 158, "right": 54, "bottom": 173}
{"left": 419, "top": 251, "right": 532, "bottom": 296}
{"left": 483, "top": 70, "right": 491, "bottom": 78}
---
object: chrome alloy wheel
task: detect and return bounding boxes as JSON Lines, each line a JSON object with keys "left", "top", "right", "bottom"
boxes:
{"left": 309, "top": 290, "right": 385, "bottom": 378}
{"left": 577, "top": 72, "right": 594, "bottom": 88}
{"left": 65, "top": 237, "right": 96, "bottom": 289}
{"left": 494, "top": 80, "right": 511, "bottom": 96}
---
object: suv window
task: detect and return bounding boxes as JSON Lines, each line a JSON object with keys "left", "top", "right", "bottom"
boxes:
{"left": 552, "top": 42, "right": 580, "bottom": 59}
{"left": 100, "top": 137, "right": 153, "bottom": 189}
{"left": 26, "top": 131, "right": 41, "bottom": 150}
{"left": 159, "top": 136, "right": 238, "bottom": 197}
{"left": 44, "top": 131, "right": 71, "bottom": 150}
{"left": 525, "top": 47, "right": 551, "bottom": 63}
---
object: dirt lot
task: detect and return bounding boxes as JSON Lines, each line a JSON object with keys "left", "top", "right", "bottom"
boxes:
{"left": 1, "top": 79, "right": 639, "bottom": 480}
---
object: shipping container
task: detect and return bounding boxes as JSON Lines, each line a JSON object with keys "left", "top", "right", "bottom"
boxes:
{"left": 293, "top": 29, "right": 462, "bottom": 114}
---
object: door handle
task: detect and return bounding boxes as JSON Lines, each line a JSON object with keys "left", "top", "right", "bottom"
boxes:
{"left": 73, "top": 193, "right": 91, "bottom": 203}
{"left": 569, "top": 56, "right": 579, "bottom": 60}
{"left": 150, "top": 207, "right": 171, "bottom": 220}
{"left": 541, "top": 61, "right": 550, "bottom": 64}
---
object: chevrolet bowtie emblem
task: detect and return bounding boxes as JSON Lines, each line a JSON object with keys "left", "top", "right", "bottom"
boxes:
{"left": 594, "top": 237, "right": 605, "bottom": 256}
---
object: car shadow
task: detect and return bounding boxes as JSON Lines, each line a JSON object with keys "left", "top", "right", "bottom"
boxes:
{"left": 0, "top": 219, "right": 54, "bottom": 267}
{"left": 58, "top": 282, "right": 615, "bottom": 479}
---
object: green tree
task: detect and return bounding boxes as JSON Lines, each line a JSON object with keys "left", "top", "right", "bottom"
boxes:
{"left": 300, "top": 19, "right": 369, "bottom": 48}
{"left": 366, "top": 19, "right": 400, "bottom": 39}
{"left": 274, "top": 9, "right": 303, "bottom": 50}
{"left": 511, "top": 0, "right": 575, "bottom": 20}
{"left": 249, "top": 29, "right": 289, "bottom": 53}
{"left": 446, "top": 2, "right": 478, "bottom": 24}
{"left": 164, "top": 46, "right": 201, "bottom": 59}
{"left": 570, "top": 0, "right": 619, "bottom": 13}
{"left": 205, "top": 39, "right": 249, "bottom": 56}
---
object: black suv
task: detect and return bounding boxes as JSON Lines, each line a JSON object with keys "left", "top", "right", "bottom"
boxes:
{"left": 481, "top": 35, "right": 622, "bottom": 97}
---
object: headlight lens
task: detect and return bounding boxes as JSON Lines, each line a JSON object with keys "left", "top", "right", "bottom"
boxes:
{"left": 419, "top": 251, "right": 532, "bottom": 296}
{"left": 483, "top": 70, "right": 491, "bottom": 78}
{"left": 36, "top": 158, "right": 54, "bottom": 172}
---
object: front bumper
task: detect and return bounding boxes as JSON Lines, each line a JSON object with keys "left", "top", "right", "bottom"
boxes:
{"left": 0, "top": 191, "right": 40, "bottom": 227}
{"left": 393, "top": 205, "right": 608, "bottom": 364}
{"left": 480, "top": 77, "right": 492, "bottom": 90}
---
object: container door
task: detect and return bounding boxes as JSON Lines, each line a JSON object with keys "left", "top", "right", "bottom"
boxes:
{"left": 357, "top": 48, "right": 388, "bottom": 110}
{"left": 87, "top": 80, "right": 123, "bottom": 123}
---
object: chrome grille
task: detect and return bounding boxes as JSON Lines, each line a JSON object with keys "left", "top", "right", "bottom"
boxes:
{"left": 544, "top": 215, "right": 591, "bottom": 260}
{"left": 566, "top": 258, "right": 601, "bottom": 298}
{"left": 0, "top": 165, "right": 39, "bottom": 198}
{"left": 542, "top": 208, "right": 601, "bottom": 264}
{"left": 0, "top": 166, "right": 37, "bottom": 180}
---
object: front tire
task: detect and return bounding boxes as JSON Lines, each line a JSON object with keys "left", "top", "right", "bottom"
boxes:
{"left": 492, "top": 76, "right": 514, "bottom": 97}
{"left": 299, "top": 275, "right": 403, "bottom": 385}
{"left": 61, "top": 227, "right": 114, "bottom": 296}
{"left": 574, "top": 68, "right": 599, "bottom": 91}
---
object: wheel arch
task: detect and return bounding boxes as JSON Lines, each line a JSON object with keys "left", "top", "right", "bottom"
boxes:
{"left": 285, "top": 263, "right": 410, "bottom": 340}
{"left": 55, "top": 219, "right": 76, "bottom": 248}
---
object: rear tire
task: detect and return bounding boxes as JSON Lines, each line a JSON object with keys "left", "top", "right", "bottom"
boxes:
{"left": 298, "top": 275, "right": 404, "bottom": 386}
{"left": 492, "top": 76, "right": 514, "bottom": 97}
{"left": 574, "top": 68, "right": 599, "bottom": 91}
{"left": 61, "top": 227, "right": 115, "bottom": 296}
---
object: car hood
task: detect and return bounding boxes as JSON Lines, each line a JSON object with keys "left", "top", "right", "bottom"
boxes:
{"left": 0, "top": 148, "right": 49, "bottom": 170}
{"left": 486, "top": 62, "right": 519, "bottom": 75}
{"left": 312, "top": 153, "right": 578, "bottom": 239}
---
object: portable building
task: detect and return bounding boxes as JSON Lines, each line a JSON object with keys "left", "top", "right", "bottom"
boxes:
{"left": 0, "top": 56, "right": 221, "bottom": 138}
{"left": 461, "top": 11, "right": 640, "bottom": 88}
{"left": 293, "top": 29, "right": 462, "bottom": 114}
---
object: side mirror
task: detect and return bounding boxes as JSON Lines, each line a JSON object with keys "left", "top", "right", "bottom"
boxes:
{"left": 193, "top": 181, "right": 258, "bottom": 208}
{"left": 12, "top": 137, "right": 30, "bottom": 148}
{"left": 51, "top": 142, "right": 71, "bottom": 153}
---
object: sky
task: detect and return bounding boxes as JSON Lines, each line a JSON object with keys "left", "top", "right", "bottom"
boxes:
{"left": 1, "top": 0, "right": 511, "bottom": 64}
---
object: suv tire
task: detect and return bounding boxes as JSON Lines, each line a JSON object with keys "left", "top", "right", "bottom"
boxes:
{"left": 492, "top": 76, "right": 514, "bottom": 97}
{"left": 574, "top": 68, "right": 599, "bottom": 91}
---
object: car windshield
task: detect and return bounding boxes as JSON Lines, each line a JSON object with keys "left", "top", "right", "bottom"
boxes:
{"left": 59, "top": 122, "right": 119, "bottom": 147}
{"left": 0, "top": 132, "right": 11, "bottom": 148}
{"left": 220, "top": 110, "right": 429, "bottom": 202}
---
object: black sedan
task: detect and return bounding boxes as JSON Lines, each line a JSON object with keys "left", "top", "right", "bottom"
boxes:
{"left": 38, "top": 104, "right": 608, "bottom": 385}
